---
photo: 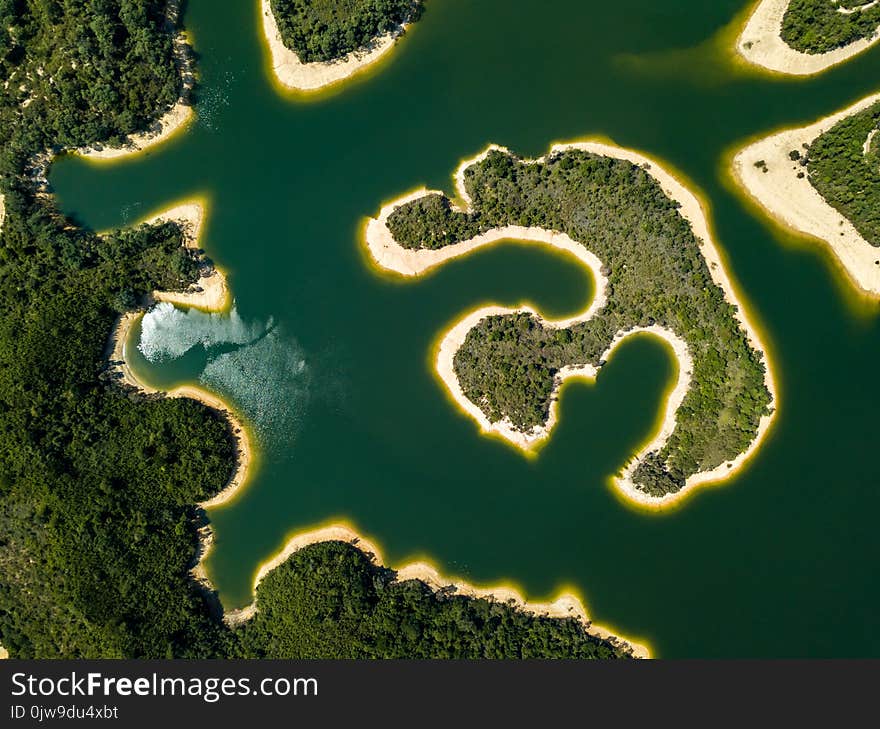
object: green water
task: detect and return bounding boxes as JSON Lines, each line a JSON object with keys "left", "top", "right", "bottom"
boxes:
{"left": 50, "top": 0, "right": 880, "bottom": 657}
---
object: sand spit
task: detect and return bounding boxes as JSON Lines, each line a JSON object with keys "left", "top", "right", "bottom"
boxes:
{"left": 365, "top": 141, "right": 777, "bottom": 508}
{"left": 732, "top": 92, "right": 880, "bottom": 296}
{"left": 260, "top": 0, "right": 409, "bottom": 92}
{"left": 737, "top": 0, "right": 880, "bottom": 75}
{"left": 104, "top": 201, "right": 250, "bottom": 515}
{"left": 223, "top": 523, "right": 650, "bottom": 658}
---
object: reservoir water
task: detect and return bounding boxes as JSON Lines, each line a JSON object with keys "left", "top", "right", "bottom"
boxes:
{"left": 50, "top": 0, "right": 880, "bottom": 657}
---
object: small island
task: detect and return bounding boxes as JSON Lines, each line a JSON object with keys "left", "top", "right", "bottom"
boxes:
{"left": 732, "top": 92, "right": 880, "bottom": 295}
{"left": 261, "top": 0, "right": 422, "bottom": 92}
{"left": 365, "top": 143, "right": 777, "bottom": 505}
{"left": 738, "top": 0, "right": 880, "bottom": 75}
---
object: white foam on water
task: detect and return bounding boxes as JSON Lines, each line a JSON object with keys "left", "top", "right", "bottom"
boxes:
{"left": 200, "top": 328, "right": 310, "bottom": 451}
{"left": 137, "top": 302, "right": 309, "bottom": 453}
{"left": 138, "top": 302, "right": 267, "bottom": 361}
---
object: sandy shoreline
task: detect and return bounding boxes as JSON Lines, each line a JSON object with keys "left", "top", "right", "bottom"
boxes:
{"left": 77, "top": 101, "right": 193, "bottom": 161}
{"left": 737, "top": 0, "right": 880, "bottom": 75}
{"left": 223, "top": 522, "right": 650, "bottom": 658}
{"left": 77, "top": 25, "right": 195, "bottom": 159}
{"left": 259, "top": 0, "right": 409, "bottom": 93}
{"left": 147, "top": 201, "right": 230, "bottom": 311}
{"left": 105, "top": 200, "right": 250, "bottom": 513}
{"left": 731, "top": 92, "right": 880, "bottom": 296}
{"left": 365, "top": 141, "right": 778, "bottom": 508}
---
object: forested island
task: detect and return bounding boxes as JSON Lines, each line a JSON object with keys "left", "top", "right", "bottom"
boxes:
{"left": 732, "top": 92, "right": 880, "bottom": 296}
{"left": 0, "top": 0, "right": 636, "bottom": 659}
{"left": 262, "top": 0, "right": 423, "bottom": 92}
{"left": 369, "top": 145, "right": 776, "bottom": 501}
{"left": 738, "top": 0, "right": 880, "bottom": 75}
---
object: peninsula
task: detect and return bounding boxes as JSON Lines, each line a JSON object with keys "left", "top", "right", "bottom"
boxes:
{"left": 732, "top": 92, "right": 880, "bottom": 296}
{"left": 260, "top": 0, "right": 422, "bottom": 92}
{"left": 228, "top": 524, "right": 646, "bottom": 658}
{"left": 366, "top": 142, "right": 777, "bottom": 505}
{"left": 737, "top": 0, "right": 880, "bottom": 75}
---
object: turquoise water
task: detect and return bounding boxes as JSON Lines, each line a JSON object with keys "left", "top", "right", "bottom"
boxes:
{"left": 50, "top": 0, "right": 880, "bottom": 657}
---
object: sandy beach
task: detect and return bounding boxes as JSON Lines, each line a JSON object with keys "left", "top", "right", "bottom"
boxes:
{"left": 260, "top": 0, "right": 409, "bottom": 92}
{"left": 223, "top": 522, "right": 650, "bottom": 658}
{"left": 731, "top": 92, "right": 880, "bottom": 296}
{"left": 77, "top": 102, "right": 193, "bottom": 161}
{"left": 104, "top": 202, "right": 251, "bottom": 517}
{"left": 737, "top": 0, "right": 880, "bottom": 75}
{"left": 365, "top": 141, "right": 778, "bottom": 508}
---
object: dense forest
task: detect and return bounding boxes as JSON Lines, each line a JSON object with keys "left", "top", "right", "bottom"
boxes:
{"left": 387, "top": 150, "right": 773, "bottom": 497}
{"left": 235, "top": 542, "right": 632, "bottom": 659}
{"left": 270, "top": 0, "right": 422, "bottom": 63}
{"left": 805, "top": 101, "right": 880, "bottom": 247}
{"left": 781, "top": 0, "right": 880, "bottom": 54}
{"left": 0, "top": 1, "right": 630, "bottom": 659}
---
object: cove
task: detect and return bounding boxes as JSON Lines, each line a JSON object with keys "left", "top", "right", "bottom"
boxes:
{"left": 49, "top": 0, "right": 880, "bottom": 657}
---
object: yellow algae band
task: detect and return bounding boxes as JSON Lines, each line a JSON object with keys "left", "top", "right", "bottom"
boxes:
{"left": 259, "top": 0, "right": 411, "bottom": 94}
{"left": 102, "top": 200, "right": 254, "bottom": 590}
{"left": 730, "top": 92, "right": 880, "bottom": 297}
{"left": 223, "top": 521, "right": 652, "bottom": 658}
{"left": 364, "top": 140, "right": 779, "bottom": 509}
{"left": 736, "top": 0, "right": 880, "bottom": 76}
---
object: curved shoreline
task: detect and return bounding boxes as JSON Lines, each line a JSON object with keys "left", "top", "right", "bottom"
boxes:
{"left": 223, "top": 522, "right": 651, "bottom": 658}
{"left": 76, "top": 20, "right": 195, "bottom": 160}
{"left": 47, "top": 4, "right": 646, "bottom": 660}
{"left": 108, "top": 202, "right": 650, "bottom": 656}
{"left": 736, "top": 0, "right": 880, "bottom": 75}
{"left": 259, "top": 0, "right": 410, "bottom": 93}
{"left": 731, "top": 92, "right": 880, "bottom": 296}
{"left": 104, "top": 200, "right": 252, "bottom": 513}
{"left": 365, "top": 140, "right": 778, "bottom": 509}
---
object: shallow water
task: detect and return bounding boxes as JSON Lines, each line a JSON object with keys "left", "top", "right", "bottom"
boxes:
{"left": 50, "top": 0, "right": 880, "bottom": 657}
